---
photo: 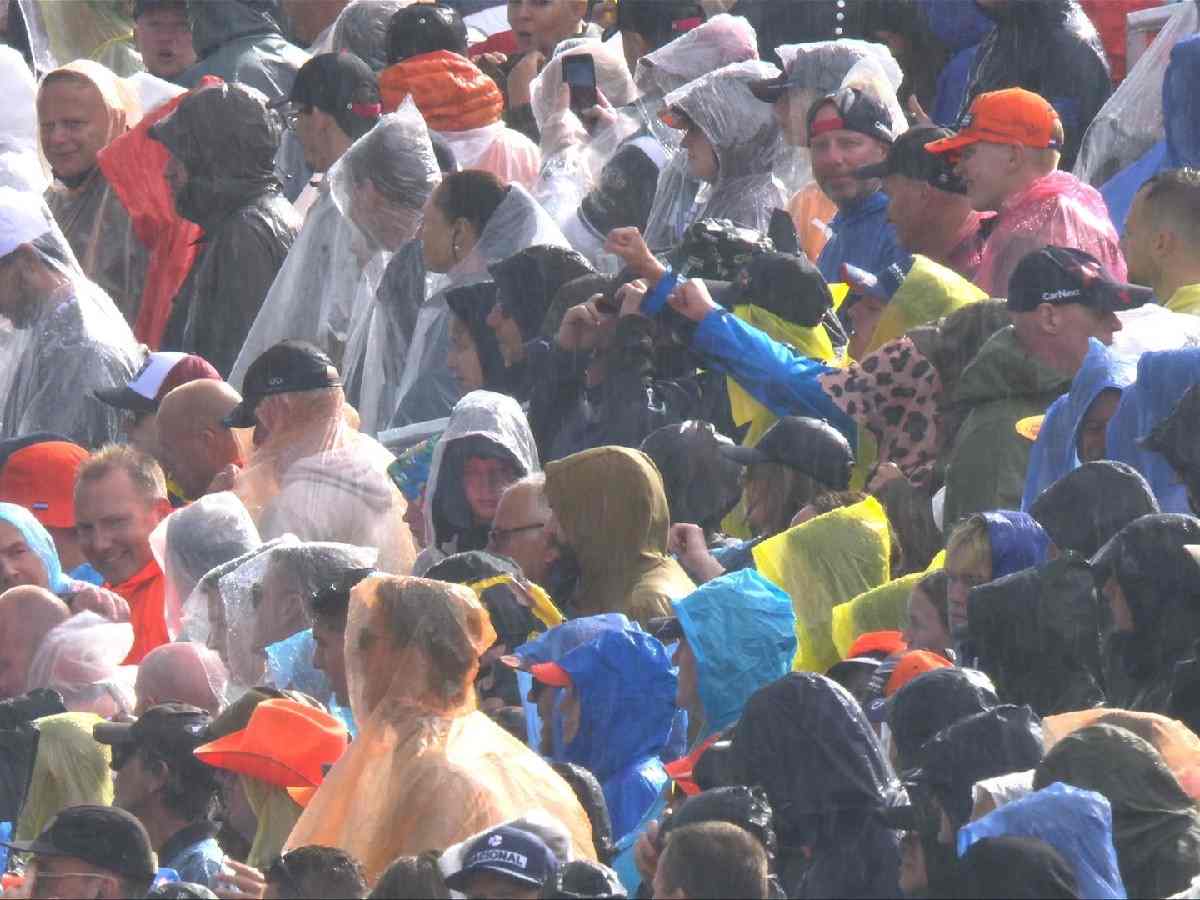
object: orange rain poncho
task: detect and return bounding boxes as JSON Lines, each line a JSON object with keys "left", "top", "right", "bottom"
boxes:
{"left": 283, "top": 575, "right": 595, "bottom": 884}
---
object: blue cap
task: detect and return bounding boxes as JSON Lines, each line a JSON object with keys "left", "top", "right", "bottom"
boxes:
{"left": 444, "top": 825, "right": 559, "bottom": 891}
{"left": 841, "top": 256, "right": 914, "bottom": 303}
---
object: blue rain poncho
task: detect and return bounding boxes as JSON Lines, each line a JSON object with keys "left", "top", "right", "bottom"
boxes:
{"left": 1022, "top": 340, "right": 1138, "bottom": 510}
{"left": 0, "top": 502, "right": 69, "bottom": 594}
{"left": 1106, "top": 347, "right": 1200, "bottom": 514}
{"left": 983, "top": 511, "right": 1050, "bottom": 579}
{"left": 960, "top": 782, "right": 1126, "bottom": 899}
{"left": 552, "top": 628, "right": 677, "bottom": 843}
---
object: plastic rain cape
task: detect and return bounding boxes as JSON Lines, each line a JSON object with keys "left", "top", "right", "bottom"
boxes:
{"left": 25, "top": 612, "right": 135, "bottom": 718}
{"left": 530, "top": 39, "right": 637, "bottom": 227}
{"left": 648, "top": 60, "right": 787, "bottom": 243}
{"left": 753, "top": 496, "right": 891, "bottom": 673}
{"left": 15, "top": 712, "right": 111, "bottom": 842}
{"left": 388, "top": 184, "right": 570, "bottom": 429}
{"left": 1022, "top": 340, "right": 1138, "bottom": 511}
{"left": 13, "top": 0, "right": 140, "bottom": 76}
{"left": 864, "top": 254, "right": 987, "bottom": 356}
{"left": 831, "top": 551, "right": 946, "bottom": 660}
{"left": 149, "top": 491, "right": 262, "bottom": 642}
{"left": 959, "top": 782, "right": 1126, "bottom": 900}
{"left": 39, "top": 60, "right": 150, "bottom": 326}
{"left": 283, "top": 576, "right": 596, "bottom": 885}
{"left": 0, "top": 191, "right": 141, "bottom": 448}
{"left": 0, "top": 47, "right": 47, "bottom": 195}
{"left": 634, "top": 14, "right": 759, "bottom": 253}
{"left": 324, "top": 103, "right": 441, "bottom": 434}
{"left": 231, "top": 387, "right": 416, "bottom": 573}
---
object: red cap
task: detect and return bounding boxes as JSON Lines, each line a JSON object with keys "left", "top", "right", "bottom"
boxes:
{"left": 94, "top": 353, "right": 220, "bottom": 414}
{"left": 846, "top": 631, "right": 908, "bottom": 661}
{"left": 529, "top": 662, "right": 572, "bottom": 688}
{"left": 0, "top": 441, "right": 89, "bottom": 528}
{"left": 884, "top": 650, "right": 953, "bottom": 697}
{"left": 925, "top": 88, "right": 1061, "bottom": 156}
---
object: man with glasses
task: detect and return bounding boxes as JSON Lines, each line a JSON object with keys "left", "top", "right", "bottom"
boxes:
{"left": 488, "top": 474, "right": 554, "bottom": 587}
{"left": 2, "top": 804, "right": 158, "bottom": 900}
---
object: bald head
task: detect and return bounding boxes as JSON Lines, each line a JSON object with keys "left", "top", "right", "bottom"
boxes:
{"left": 156, "top": 380, "right": 246, "bottom": 499}
{"left": 0, "top": 586, "right": 70, "bottom": 699}
{"left": 134, "top": 641, "right": 228, "bottom": 716}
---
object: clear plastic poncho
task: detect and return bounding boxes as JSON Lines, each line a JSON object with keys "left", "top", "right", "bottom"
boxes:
{"left": 39, "top": 60, "right": 149, "bottom": 325}
{"left": 330, "top": 0, "right": 412, "bottom": 72}
{"left": 283, "top": 575, "right": 596, "bottom": 884}
{"left": 530, "top": 39, "right": 638, "bottom": 226}
{"left": 648, "top": 60, "right": 787, "bottom": 244}
{"left": 1074, "top": 1, "right": 1199, "bottom": 187}
{"left": 232, "top": 386, "right": 417, "bottom": 574}
{"left": 149, "top": 491, "right": 262, "bottom": 642}
{"left": 13, "top": 0, "right": 140, "bottom": 76}
{"left": 329, "top": 103, "right": 441, "bottom": 435}
{"left": 0, "top": 47, "right": 47, "bottom": 194}
{"left": 0, "top": 189, "right": 141, "bottom": 448}
{"left": 635, "top": 14, "right": 760, "bottom": 254}
{"left": 389, "top": 184, "right": 570, "bottom": 429}
{"left": 24, "top": 612, "right": 135, "bottom": 717}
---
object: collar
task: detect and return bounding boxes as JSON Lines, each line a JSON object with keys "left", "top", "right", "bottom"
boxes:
{"left": 160, "top": 821, "right": 220, "bottom": 864}
{"left": 830, "top": 190, "right": 889, "bottom": 226}
{"left": 106, "top": 557, "right": 163, "bottom": 592}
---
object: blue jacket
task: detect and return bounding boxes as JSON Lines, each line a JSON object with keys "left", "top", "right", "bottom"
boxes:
{"left": 554, "top": 629, "right": 677, "bottom": 843}
{"left": 1102, "top": 35, "right": 1200, "bottom": 235}
{"left": 1022, "top": 340, "right": 1139, "bottom": 510}
{"left": 691, "top": 310, "right": 856, "bottom": 446}
{"left": 1107, "top": 347, "right": 1200, "bottom": 513}
{"left": 816, "top": 191, "right": 905, "bottom": 285}
{"left": 920, "top": 0, "right": 993, "bottom": 127}
{"left": 983, "top": 511, "right": 1050, "bottom": 579}
{"left": 673, "top": 570, "right": 797, "bottom": 738}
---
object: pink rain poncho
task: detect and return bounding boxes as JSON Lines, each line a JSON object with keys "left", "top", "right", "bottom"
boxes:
{"left": 974, "top": 170, "right": 1127, "bottom": 297}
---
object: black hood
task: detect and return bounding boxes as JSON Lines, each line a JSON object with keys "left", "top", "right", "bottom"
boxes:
{"left": 912, "top": 705, "right": 1045, "bottom": 829}
{"left": 1031, "top": 461, "right": 1160, "bottom": 557}
{"left": 445, "top": 282, "right": 508, "bottom": 393}
{"left": 661, "top": 786, "right": 778, "bottom": 863}
{"left": 967, "top": 554, "right": 1105, "bottom": 716}
{"left": 150, "top": 82, "right": 282, "bottom": 228}
{"left": 888, "top": 668, "right": 998, "bottom": 773}
{"left": 639, "top": 421, "right": 743, "bottom": 533}
{"left": 189, "top": 0, "right": 285, "bottom": 58}
{"left": 488, "top": 245, "right": 595, "bottom": 341}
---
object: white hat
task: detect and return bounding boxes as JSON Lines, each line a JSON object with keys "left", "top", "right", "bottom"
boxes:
{"left": 0, "top": 186, "right": 52, "bottom": 260}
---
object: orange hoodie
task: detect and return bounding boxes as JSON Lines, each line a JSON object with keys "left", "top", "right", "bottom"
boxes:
{"left": 379, "top": 50, "right": 503, "bottom": 133}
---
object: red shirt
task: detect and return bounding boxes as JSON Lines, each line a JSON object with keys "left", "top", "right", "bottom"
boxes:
{"left": 108, "top": 558, "right": 169, "bottom": 665}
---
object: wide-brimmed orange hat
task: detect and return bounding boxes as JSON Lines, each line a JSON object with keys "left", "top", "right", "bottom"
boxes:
{"left": 925, "top": 88, "right": 1061, "bottom": 156}
{"left": 193, "top": 698, "right": 348, "bottom": 789}
{"left": 0, "top": 441, "right": 89, "bottom": 528}
{"left": 846, "top": 631, "right": 908, "bottom": 661}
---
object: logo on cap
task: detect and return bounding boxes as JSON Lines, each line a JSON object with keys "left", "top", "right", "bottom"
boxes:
{"left": 1041, "top": 288, "right": 1082, "bottom": 301}
{"left": 489, "top": 834, "right": 503, "bottom": 847}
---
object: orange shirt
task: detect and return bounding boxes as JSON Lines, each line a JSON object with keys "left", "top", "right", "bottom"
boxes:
{"left": 108, "top": 558, "right": 169, "bottom": 665}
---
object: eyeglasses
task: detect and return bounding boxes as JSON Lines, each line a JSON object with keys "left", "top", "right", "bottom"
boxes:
{"left": 487, "top": 522, "right": 546, "bottom": 545}
{"left": 30, "top": 867, "right": 117, "bottom": 900}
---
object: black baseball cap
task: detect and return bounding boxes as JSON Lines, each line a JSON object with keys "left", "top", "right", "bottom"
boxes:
{"left": 806, "top": 87, "right": 897, "bottom": 148}
{"left": 855, "top": 126, "right": 967, "bottom": 194}
{"left": 3, "top": 805, "right": 158, "bottom": 883}
{"left": 277, "top": 52, "right": 381, "bottom": 141}
{"left": 93, "top": 703, "right": 212, "bottom": 764}
{"left": 386, "top": 4, "right": 468, "bottom": 63}
{"left": 720, "top": 416, "right": 854, "bottom": 489}
{"left": 223, "top": 340, "right": 342, "bottom": 429}
{"left": 443, "top": 825, "right": 558, "bottom": 891}
{"left": 1006, "top": 246, "right": 1154, "bottom": 315}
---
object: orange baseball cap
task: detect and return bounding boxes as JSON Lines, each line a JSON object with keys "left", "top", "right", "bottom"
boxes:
{"left": 529, "top": 661, "right": 573, "bottom": 688}
{"left": 884, "top": 650, "right": 953, "bottom": 698}
{"left": 0, "top": 440, "right": 89, "bottom": 528}
{"left": 925, "top": 88, "right": 1061, "bottom": 156}
{"left": 193, "top": 698, "right": 349, "bottom": 789}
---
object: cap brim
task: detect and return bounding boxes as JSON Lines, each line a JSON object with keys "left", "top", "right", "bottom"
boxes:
{"left": 748, "top": 78, "right": 787, "bottom": 103}
{"left": 92, "top": 721, "right": 137, "bottom": 746}
{"left": 924, "top": 133, "right": 978, "bottom": 156}
{"left": 93, "top": 386, "right": 157, "bottom": 414}
{"left": 444, "top": 864, "right": 544, "bottom": 891}
{"left": 1015, "top": 415, "right": 1044, "bottom": 442}
{"left": 0, "top": 837, "right": 66, "bottom": 857}
{"left": 222, "top": 402, "right": 258, "bottom": 429}
{"left": 719, "top": 443, "right": 767, "bottom": 466}
{"left": 854, "top": 161, "right": 893, "bottom": 180}
{"left": 529, "top": 662, "right": 572, "bottom": 688}
{"left": 828, "top": 657, "right": 882, "bottom": 680}
{"left": 1096, "top": 282, "right": 1155, "bottom": 313}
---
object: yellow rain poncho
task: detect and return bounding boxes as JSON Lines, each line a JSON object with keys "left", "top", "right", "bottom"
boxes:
{"left": 753, "top": 496, "right": 891, "bottom": 673}
{"left": 862, "top": 254, "right": 987, "bottom": 357}
{"left": 16, "top": 712, "right": 112, "bottom": 841}
{"left": 831, "top": 551, "right": 946, "bottom": 660}
{"left": 283, "top": 575, "right": 595, "bottom": 885}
